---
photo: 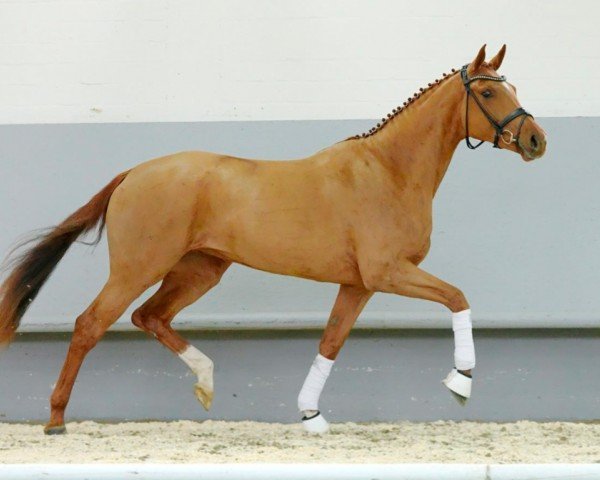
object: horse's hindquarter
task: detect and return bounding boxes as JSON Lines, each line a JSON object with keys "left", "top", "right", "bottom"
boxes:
{"left": 194, "top": 154, "right": 365, "bottom": 284}
{"left": 105, "top": 152, "right": 217, "bottom": 278}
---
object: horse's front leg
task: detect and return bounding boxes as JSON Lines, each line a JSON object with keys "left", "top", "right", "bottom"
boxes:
{"left": 297, "top": 284, "right": 372, "bottom": 434}
{"left": 366, "top": 262, "right": 475, "bottom": 405}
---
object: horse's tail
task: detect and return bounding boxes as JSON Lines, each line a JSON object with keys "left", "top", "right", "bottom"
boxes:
{"left": 0, "top": 170, "right": 130, "bottom": 346}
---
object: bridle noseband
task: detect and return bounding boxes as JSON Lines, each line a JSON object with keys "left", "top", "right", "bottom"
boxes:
{"left": 461, "top": 64, "right": 532, "bottom": 150}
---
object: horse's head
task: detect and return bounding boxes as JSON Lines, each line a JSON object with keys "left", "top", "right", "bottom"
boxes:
{"left": 461, "top": 44, "right": 546, "bottom": 161}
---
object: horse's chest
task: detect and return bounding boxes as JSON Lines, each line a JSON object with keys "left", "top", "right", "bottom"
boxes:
{"left": 386, "top": 225, "right": 432, "bottom": 264}
{"left": 369, "top": 201, "right": 433, "bottom": 264}
{"left": 389, "top": 194, "right": 432, "bottom": 235}
{"left": 406, "top": 237, "right": 432, "bottom": 265}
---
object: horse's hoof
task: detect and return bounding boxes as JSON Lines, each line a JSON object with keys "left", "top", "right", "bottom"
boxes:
{"left": 448, "top": 389, "right": 468, "bottom": 406}
{"left": 44, "top": 424, "right": 67, "bottom": 435}
{"left": 302, "top": 411, "right": 329, "bottom": 434}
{"left": 442, "top": 368, "right": 471, "bottom": 406}
{"left": 194, "top": 383, "right": 213, "bottom": 411}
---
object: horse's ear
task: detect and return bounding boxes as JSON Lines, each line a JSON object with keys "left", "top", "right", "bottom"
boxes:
{"left": 489, "top": 44, "right": 506, "bottom": 71}
{"left": 468, "top": 44, "right": 486, "bottom": 74}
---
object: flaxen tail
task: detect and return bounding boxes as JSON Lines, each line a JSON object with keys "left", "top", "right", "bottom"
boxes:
{"left": 0, "top": 171, "right": 129, "bottom": 345}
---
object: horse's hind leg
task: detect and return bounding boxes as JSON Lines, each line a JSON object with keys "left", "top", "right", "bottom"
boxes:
{"left": 44, "top": 275, "right": 151, "bottom": 434}
{"left": 131, "top": 251, "right": 230, "bottom": 410}
{"left": 45, "top": 245, "right": 189, "bottom": 434}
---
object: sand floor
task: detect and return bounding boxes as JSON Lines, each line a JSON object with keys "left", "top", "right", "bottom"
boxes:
{"left": 0, "top": 420, "right": 599, "bottom": 463}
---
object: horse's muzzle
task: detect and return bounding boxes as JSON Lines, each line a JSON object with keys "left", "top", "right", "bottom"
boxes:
{"left": 519, "top": 120, "right": 547, "bottom": 161}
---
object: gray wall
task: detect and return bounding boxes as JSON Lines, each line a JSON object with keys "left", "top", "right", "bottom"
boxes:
{"left": 1, "top": 118, "right": 600, "bottom": 423}
{"left": 1, "top": 330, "right": 599, "bottom": 423}
{"left": 1, "top": 117, "right": 599, "bottom": 331}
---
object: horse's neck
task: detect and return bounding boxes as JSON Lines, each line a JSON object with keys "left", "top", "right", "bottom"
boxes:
{"left": 361, "top": 75, "right": 464, "bottom": 196}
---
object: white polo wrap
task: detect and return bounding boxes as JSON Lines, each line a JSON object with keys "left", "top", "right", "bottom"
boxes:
{"left": 452, "top": 308, "right": 475, "bottom": 370}
{"left": 297, "top": 354, "right": 334, "bottom": 411}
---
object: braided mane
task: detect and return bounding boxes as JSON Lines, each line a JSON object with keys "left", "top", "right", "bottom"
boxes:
{"left": 346, "top": 67, "right": 460, "bottom": 141}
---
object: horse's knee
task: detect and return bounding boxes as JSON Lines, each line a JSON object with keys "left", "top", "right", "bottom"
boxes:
{"left": 447, "top": 287, "right": 469, "bottom": 312}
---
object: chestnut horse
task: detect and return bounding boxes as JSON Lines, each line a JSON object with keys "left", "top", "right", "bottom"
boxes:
{"left": 0, "top": 45, "right": 546, "bottom": 434}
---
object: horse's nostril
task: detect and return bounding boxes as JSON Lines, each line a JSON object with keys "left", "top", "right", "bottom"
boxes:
{"left": 530, "top": 134, "right": 539, "bottom": 150}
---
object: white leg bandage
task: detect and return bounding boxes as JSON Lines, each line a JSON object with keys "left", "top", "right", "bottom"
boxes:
{"left": 452, "top": 309, "right": 475, "bottom": 370}
{"left": 297, "top": 354, "right": 334, "bottom": 412}
{"left": 179, "top": 345, "right": 214, "bottom": 388}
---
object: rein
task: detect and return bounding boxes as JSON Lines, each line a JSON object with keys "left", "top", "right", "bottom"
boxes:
{"left": 460, "top": 64, "right": 531, "bottom": 150}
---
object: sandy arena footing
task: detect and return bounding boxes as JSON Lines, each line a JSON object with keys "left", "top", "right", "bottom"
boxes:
{"left": 0, "top": 420, "right": 599, "bottom": 464}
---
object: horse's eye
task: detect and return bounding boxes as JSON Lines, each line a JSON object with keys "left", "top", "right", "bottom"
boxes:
{"left": 482, "top": 90, "right": 492, "bottom": 98}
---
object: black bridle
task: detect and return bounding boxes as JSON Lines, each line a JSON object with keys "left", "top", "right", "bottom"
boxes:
{"left": 460, "top": 64, "right": 532, "bottom": 150}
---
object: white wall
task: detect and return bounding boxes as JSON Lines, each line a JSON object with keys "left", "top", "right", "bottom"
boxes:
{"left": 0, "top": 0, "right": 598, "bottom": 124}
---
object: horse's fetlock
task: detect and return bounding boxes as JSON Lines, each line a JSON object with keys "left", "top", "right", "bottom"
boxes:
{"left": 50, "top": 392, "right": 67, "bottom": 411}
